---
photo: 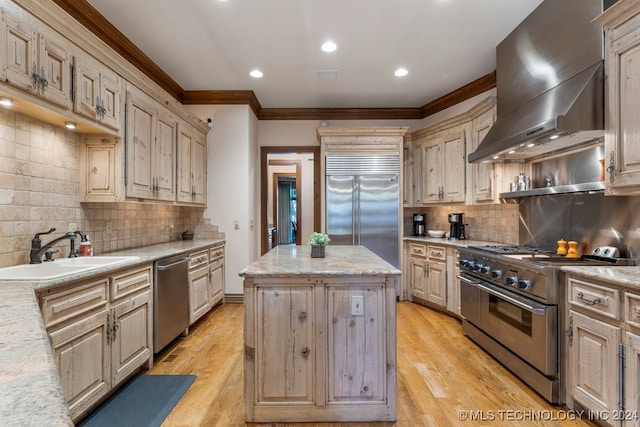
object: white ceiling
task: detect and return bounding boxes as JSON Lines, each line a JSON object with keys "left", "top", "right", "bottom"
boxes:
{"left": 86, "top": 0, "right": 544, "bottom": 109}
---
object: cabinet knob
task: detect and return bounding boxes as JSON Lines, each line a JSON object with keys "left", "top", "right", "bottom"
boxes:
{"left": 298, "top": 311, "right": 307, "bottom": 321}
{"left": 301, "top": 347, "right": 310, "bottom": 358}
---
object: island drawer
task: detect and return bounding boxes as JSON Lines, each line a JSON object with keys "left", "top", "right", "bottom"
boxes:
{"left": 427, "top": 245, "right": 446, "bottom": 261}
{"left": 40, "top": 278, "right": 109, "bottom": 327}
{"left": 409, "top": 243, "right": 427, "bottom": 258}
{"left": 189, "top": 250, "right": 209, "bottom": 270}
{"left": 111, "top": 265, "right": 152, "bottom": 300}
{"left": 625, "top": 291, "right": 640, "bottom": 330}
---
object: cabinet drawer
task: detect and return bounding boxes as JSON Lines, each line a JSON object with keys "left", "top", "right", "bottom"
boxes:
{"left": 210, "top": 245, "right": 224, "bottom": 261}
{"left": 40, "top": 278, "right": 109, "bottom": 327}
{"left": 111, "top": 266, "right": 152, "bottom": 300}
{"left": 189, "top": 250, "right": 209, "bottom": 270}
{"left": 409, "top": 243, "right": 427, "bottom": 258}
{"left": 427, "top": 245, "right": 446, "bottom": 261}
{"left": 625, "top": 292, "right": 640, "bottom": 330}
{"left": 568, "top": 277, "right": 620, "bottom": 320}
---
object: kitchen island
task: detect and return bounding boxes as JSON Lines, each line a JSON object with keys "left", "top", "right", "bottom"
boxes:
{"left": 239, "top": 245, "right": 401, "bottom": 423}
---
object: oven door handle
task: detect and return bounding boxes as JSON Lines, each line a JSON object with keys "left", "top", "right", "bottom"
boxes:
{"left": 475, "top": 283, "right": 547, "bottom": 314}
{"left": 457, "top": 275, "right": 480, "bottom": 286}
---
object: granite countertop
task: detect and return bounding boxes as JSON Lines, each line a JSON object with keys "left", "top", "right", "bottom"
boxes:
{"left": 0, "top": 239, "right": 225, "bottom": 426}
{"left": 561, "top": 265, "right": 640, "bottom": 289}
{"left": 239, "top": 245, "right": 401, "bottom": 278}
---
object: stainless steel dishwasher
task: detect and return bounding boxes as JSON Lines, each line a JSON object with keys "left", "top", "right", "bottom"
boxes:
{"left": 154, "top": 254, "right": 190, "bottom": 353}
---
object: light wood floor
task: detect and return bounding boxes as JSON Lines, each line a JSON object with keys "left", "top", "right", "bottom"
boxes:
{"left": 149, "top": 302, "right": 594, "bottom": 426}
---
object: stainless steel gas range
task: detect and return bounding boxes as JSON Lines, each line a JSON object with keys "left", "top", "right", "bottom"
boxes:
{"left": 458, "top": 245, "right": 633, "bottom": 404}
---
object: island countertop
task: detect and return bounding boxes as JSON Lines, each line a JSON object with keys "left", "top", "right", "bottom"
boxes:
{"left": 238, "top": 245, "right": 401, "bottom": 278}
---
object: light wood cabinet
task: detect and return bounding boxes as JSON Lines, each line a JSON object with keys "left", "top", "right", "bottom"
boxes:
{"left": 408, "top": 242, "right": 427, "bottom": 300}
{"left": 73, "top": 55, "right": 122, "bottom": 130}
{"left": 402, "top": 141, "right": 412, "bottom": 206}
{"left": 3, "top": 10, "right": 71, "bottom": 108}
{"left": 188, "top": 249, "right": 210, "bottom": 324}
{"left": 425, "top": 245, "right": 446, "bottom": 307}
{"left": 417, "top": 123, "right": 467, "bottom": 204}
{"left": 177, "top": 124, "right": 207, "bottom": 205}
{"left": 244, "top": 274, "right": 397, "bottom": 422}
{"left": 596, "top": 2, "right": 640, "bottom": 196}
{"left": 470, "top": 107, "right": 497, "bottom": 202}
{"left": 38, "top": 265, "right": 153, "bottom": 422}
{"left": 79, "top": 135, "right": 123, "bottom": 202}
{"left": 565, "top": 272, "right": 640, "bottom": 426}
{"left": 446, "top": 247, "right": 461, "bottom": 316}
{"left": 126, "top": 84, "right": 177, "bottom": 202}
{"left": 209, "top": 244, "right": 225, "bottom": 306}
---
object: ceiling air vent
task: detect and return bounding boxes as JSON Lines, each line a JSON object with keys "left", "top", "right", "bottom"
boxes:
{"left": 316, "top": 69, "right": 340, "bottom": 79}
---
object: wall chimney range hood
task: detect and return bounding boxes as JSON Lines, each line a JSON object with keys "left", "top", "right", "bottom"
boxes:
{"left": 468, "top": 0, "right": 607, "bottom": 164}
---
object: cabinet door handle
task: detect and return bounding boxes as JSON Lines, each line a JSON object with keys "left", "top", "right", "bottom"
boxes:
{"left": 577, "top": 291, "right": 603, "bottom": 306}
{"left": 106, "top": 312, "right": 112, "bottom": 343}
{"left": 112, "top": 311, "right": 119, "bottom": 342}
{"left": 32, "top": 62, "right": 41, "bottom": 90}
{"left": 607, "top": 150, "right": 615, "bottom": 184}
{"left": 301, "top": 347, "right": 310, "bottom": 358}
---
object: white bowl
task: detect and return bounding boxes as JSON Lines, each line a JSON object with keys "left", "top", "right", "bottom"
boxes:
{"left": 427, "top": 230, "right": 446, "bottom": 238}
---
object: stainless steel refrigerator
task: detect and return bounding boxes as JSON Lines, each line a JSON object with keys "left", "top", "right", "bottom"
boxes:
{"left": 325, "top": 155, "right": 400, "bottom": 268}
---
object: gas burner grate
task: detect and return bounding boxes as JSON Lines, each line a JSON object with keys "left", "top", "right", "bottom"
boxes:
{"left": 468, "top": 245, "right": 554, "bottom": 255}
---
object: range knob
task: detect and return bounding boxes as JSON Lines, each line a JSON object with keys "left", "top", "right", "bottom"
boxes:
{"left": 517, "top": 279, "right": 532, "bottom": 290}
{"left": 473, "top": 263, "right": 484, "bottom": 272}
{"left": 480, "top": 265, "right": 491, "bottom": 274}
{"left": 506, "top": 276, "right": 518, "bottom": 286}
{"left": 491, "top": 269, "right": 503, "bottom": 278}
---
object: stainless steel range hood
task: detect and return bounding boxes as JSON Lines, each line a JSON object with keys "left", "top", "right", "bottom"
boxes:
{"left": 468, "top": 0, "right": 606, "bottom": 164}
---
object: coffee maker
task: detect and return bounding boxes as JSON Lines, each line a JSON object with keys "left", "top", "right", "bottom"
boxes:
{"left": 448, "top": 213, "right": 465, "bottom": 240}
{"left": 413, "top": 213, "right": 425, "bottom": 236}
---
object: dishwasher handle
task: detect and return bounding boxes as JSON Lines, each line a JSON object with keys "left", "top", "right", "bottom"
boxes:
{"left": 156, "top": 257, "right": 190, "bottom": 270}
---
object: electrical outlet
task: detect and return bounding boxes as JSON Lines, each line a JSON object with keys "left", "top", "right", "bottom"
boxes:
{"left": 351, "top": 295, "right": 364, "bottom": 316}
{"left": 234, "top": 221, "right": 240, "bottom": 230}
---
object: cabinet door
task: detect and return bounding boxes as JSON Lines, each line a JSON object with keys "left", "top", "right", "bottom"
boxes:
{"left": 177, "top": 124, "right": 194, "bottom": 203}
{"left": 326, "top": 286, "right": 386, "bottom": 403}
{"left": 154, "top": 108, "right": 177, "bottom": 201}
{"left": 446, "top": 248, "right": 460, "bottom": 315}
{"left": 421, "top": 137, "right": 441, "bottom": 203}
{"left": 74, "top": 56, "right": 100, "bottom": 120}
{"left": 605, "top": 28, "right": 640, "bottom": 195}
{"left": 126, "top": 87, "right": 156, "bottom": 199}
{"left": 441, "top": 126, "right": 466, "bottom": 203}
{"left": 626, "top": 331, "right": 640, "bottom": 427}
{"left": 38, "top": 33, "right": 70, "bottom": 108}
{"left": 403, "top": 144, "right": 412, "bottom": 206}
{"left": 411, "top": 140, "right": 422, "bottom": 206}
{"left": 49, "top": 310, "right": 110, "bottom": 420}
{"left": 255, "top": 286, "right": 315, "bottom": 404}
{"left": 99, "top": 67, "right": 121, "bottom": 130}
{"left": 111, "top": 290, "right": 152, "bottom": 386}
{"left": 209, "top": 257, "right": 224, "bottom": 306}
{"left": 426, "top": 260, "right": 446, "bottom": 307}
{"left": 189, "top": 265, "right": 211, "bottom": 324}
{"left": 409, "top": 256, "right": 426, "bottom": 299}
{"left": 191, "top": 135, "right": 207, "bottom": 204}
{"left": 82, "top": 139, "right": 118, "bottom": 200}
{"left": 5, "top": 13, "right": 37, "bottom": 91}
{"left": 471, "top": 108, "right": 496, "bottom": 202}
{"left": 569, "top": 310, "right": 620, "bottom": 422}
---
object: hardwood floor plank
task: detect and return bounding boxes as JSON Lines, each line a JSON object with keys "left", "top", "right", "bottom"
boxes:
{"left": 145, "top": 302, "right": 593, "bottom": 426}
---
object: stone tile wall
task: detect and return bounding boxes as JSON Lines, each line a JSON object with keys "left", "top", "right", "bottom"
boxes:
{"left": 404, "top": 204, "right": 519, "bottom": 244}
{"left": 0, "top": 110, "right": 222, "bottom": 268}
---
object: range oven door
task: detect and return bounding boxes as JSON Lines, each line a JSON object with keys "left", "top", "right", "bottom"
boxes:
{"left": 475, "top": 281, "right": 557, "bottom": 376}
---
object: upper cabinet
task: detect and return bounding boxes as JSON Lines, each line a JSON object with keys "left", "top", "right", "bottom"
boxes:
{"left": 73, "top": 56, "right": 122, "bottom": 130}
{"left": 177, "top": 124, "right": 207, "bottom": 205}
{"left": 470, "top": 106, "right": 496, "bottom": 202}
{"left": 3, "top": 10, "right": 71, "bottom": 108}
{"left": 125, "top": 84, "right": 177, "bottom": 202}
{"left": 596, "top": 1, "right": 640, "bottom": 195}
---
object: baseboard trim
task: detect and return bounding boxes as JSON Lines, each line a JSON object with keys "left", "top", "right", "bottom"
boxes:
{"left": 224, "top": 294, "right": 243, "bottom": 304}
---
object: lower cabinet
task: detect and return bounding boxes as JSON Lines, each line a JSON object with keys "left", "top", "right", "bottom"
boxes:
{"left": 39, "top": 265, "right": 153, "bottom": 421}
{"left": 244, "top": 276, "right": 396, "bottom": 422}
{"left": 408, "top": 242, "right": 427, "bottom": 300}
{"left": 209, "top": 244, "right": 225, "bottom": 306}
{"left": 188, "top": 244, "right": 226, "bottom": 324}
{"left": 565, "top": 273, "right": 640, "bottom": 427}
{"left": 407, "top": 241, "right": 447, "bottom": 309}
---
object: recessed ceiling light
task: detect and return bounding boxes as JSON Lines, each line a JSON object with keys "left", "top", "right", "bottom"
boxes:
{"left": 549, "top": 134, "right": 559, "bottom": 140}
{"left": 492, "top": 155, "right": 500, "bottom": 160}
{"left": 249, "top": 69, "right": 263, "bottom": 78}
{"left": 65, "top": 121, "right": 76, "bottom": 130}
{"left": 508, "top": 150, "right": 516, "bottom": 154}
{"left": 0, "top": 97, "right": 13, "bottom": 107}
{"left": 394, "top": 68, "right": 409, "bottom": 77}
{"left": 321, "top": 41, "right": 337, "bottom": 53}
{"left": 527, "top": 143, "right": 536, "bottom": 148}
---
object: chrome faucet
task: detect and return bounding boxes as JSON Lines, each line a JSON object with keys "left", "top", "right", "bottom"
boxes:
{"left": 29, "top": 228, "right": 78, "bottom": 264}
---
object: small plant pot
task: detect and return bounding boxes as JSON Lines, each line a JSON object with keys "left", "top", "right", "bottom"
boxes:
{"left": 311, "top": 244, "right": 325, "bottom": 258}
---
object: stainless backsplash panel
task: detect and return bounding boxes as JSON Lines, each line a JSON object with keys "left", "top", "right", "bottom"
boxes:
{"left": 519, "top": 193, "right": 640, "bottom": 261}
{"left": 531, "top": 146, "right": 604, "bottom": 188}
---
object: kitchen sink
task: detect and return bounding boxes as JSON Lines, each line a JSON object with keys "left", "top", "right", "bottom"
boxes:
{"left": 0, "top": 256, "right": 140, "bottom": 281}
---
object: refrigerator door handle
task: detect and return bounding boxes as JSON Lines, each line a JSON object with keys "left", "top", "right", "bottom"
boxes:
{"left": 353, "top": 176, "right": 359, "bottom": 245}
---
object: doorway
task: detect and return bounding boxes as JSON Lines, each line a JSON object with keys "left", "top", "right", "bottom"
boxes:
{"left": 261, "top": 147, "right": 321, "bottom": 255}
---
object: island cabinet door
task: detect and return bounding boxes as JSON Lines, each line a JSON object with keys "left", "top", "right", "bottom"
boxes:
{"left": 255, "top": 286, "right": 315, "bottom": 404}
{"left": 326, "top": 285, "right": 386, "bottom": 403}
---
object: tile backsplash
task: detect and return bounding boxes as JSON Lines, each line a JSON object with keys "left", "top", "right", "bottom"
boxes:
{"left": 0, "top": 110, "right": 222, "bottom": 268}
{"left": 404, "top": 204, "right": 519, "bottom": 244}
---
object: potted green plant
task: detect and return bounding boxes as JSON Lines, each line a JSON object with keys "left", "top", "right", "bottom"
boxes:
{"left": 308, "top": 232, "right": 330, "bottom": 258}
